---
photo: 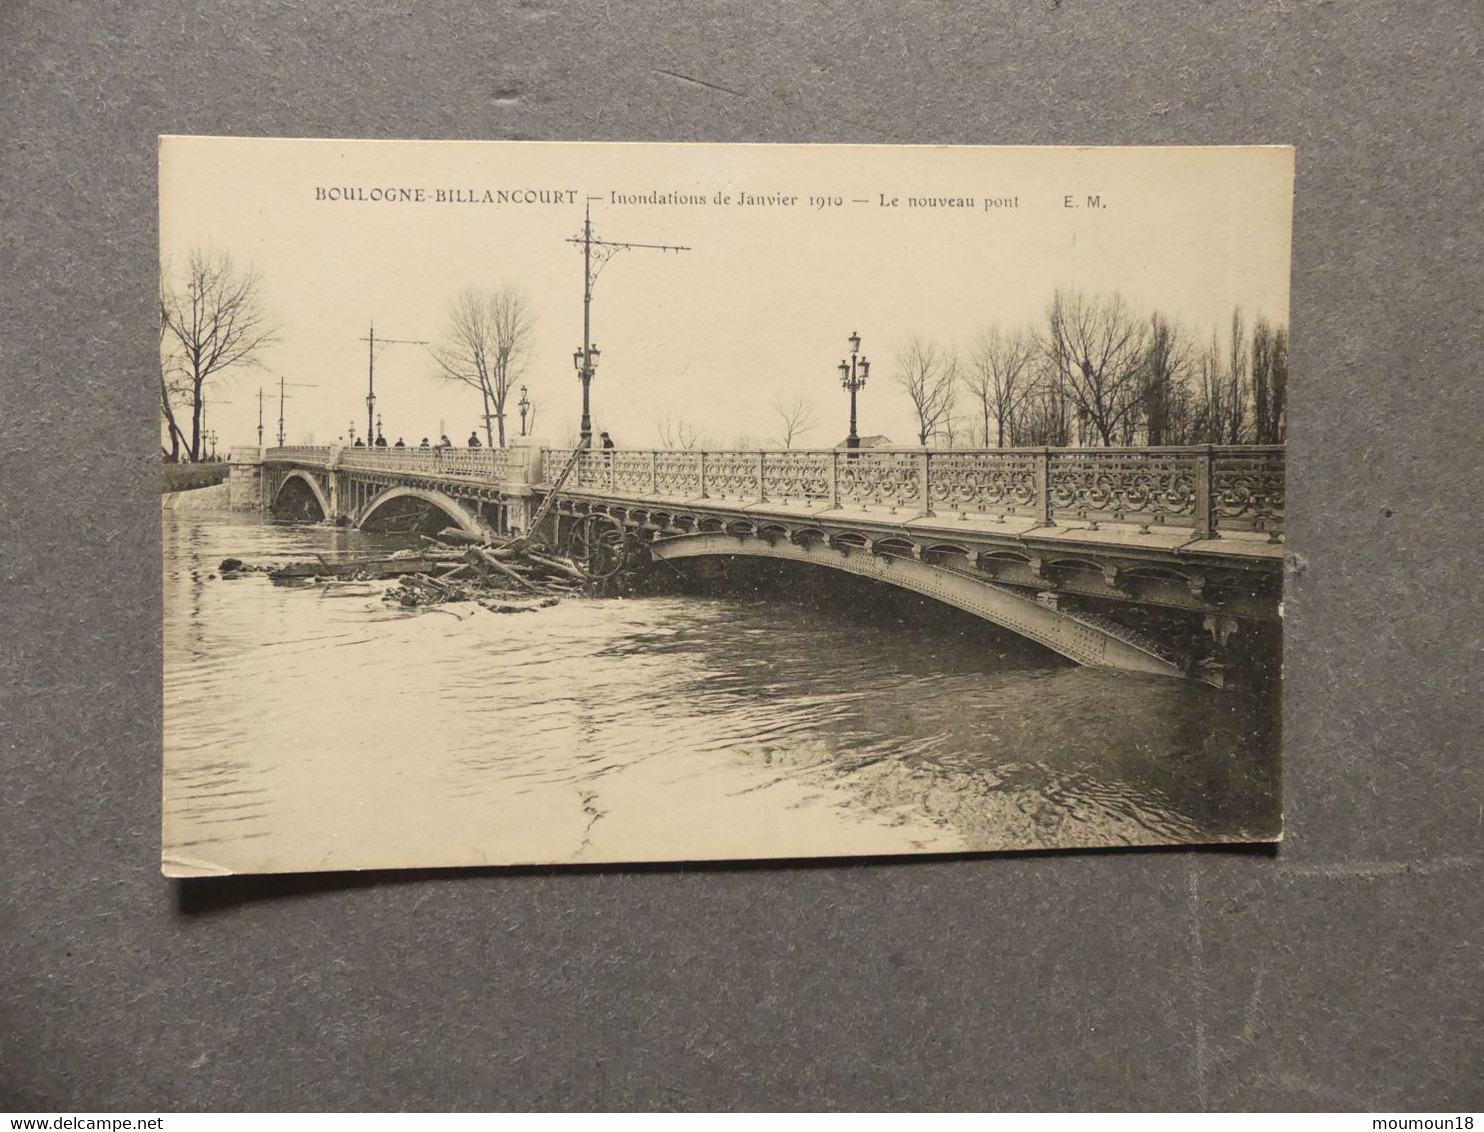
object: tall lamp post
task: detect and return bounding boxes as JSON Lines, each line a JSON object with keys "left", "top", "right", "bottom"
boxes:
{"left": 838, "top": 331, "right": 870, "bottom": 449}
{"left": 360, "top": 322, "right": 427, "bottom": 446}
{"left": 518, "top": 384, "right": 530, "bottom": 438}
{"left": 573, "top": 344, "right": 600, "bottom": 443}
{"left": 566, "top": 200, "right": 690, "bottom": 447}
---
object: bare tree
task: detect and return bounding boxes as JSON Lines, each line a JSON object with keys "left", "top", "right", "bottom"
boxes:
{"left": 1269, "top": 324, "right": 1288, "bottom": 443}
{"left": 1226, "top": 308, "right": 1249, "bottom": 443}
{"left": 967, "top": 326, "right": 1036, "bottom": 447}
{"left": 1014, "top": 358, "right": 1072, "bottom": 447}
{"left": 158, "top": 278, "right": 191, "bottom": 461}
{"left": 430, "top": 285, "right": 536, "bottom": 447}
{"left": 895, "top": 337, "right": 959, "bottom": 446}
{"left": 772, "top": 392, "right": 818, "bottom": 449}
{"left": 1250, "top": 317, "right": 1289, "bottom": 444}
{"left": 937, "top": 397, "right": 964, "bottom": 447}
{"left": 1191, "top": 333, "right": 1228, "bottom": 443}
{"left": 1142, "top": 313, "right": 1192, "bottom": 446}
{"left": 657, "top": 414, "right": 702, "bottom": 450}
{"left": 1043, "top": 289, "right": 1148, "bottom": 446}
{"left": 160, "top": 248, "right": 276, "bottom": 461}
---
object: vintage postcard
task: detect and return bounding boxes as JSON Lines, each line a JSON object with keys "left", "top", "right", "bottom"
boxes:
{"left": 160, "top": 138, "right": 1292, "bottom": 876}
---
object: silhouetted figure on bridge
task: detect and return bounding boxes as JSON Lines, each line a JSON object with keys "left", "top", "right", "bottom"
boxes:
{"left": 468, "top": 432, "right": 482, "bottom": 448}
{"left": 394, "top": 437, "right": 405, "bottom": 448}
{"left": 374, "top": 433, "right": 388, "bottom": 448}
{"left": 353, "top": 438, "right": 365, "bottom": 447}
{"left": 437, "top": 434, "right": 452, "bottom": 450}
{"left": 419, "top": 437, "right": 430, "bottom": 449}
{"left": 600, "top": 431, "right": 615, "bottom": 449}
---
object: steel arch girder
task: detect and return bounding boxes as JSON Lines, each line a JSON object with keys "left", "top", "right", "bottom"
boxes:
{"left": 647, "top": 531, "right": 1185, "bottom": 679}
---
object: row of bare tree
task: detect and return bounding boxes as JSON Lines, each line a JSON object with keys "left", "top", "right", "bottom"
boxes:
{"left": 160, "top": 253, "right": 1284, "bottom": 460}
{"left": 897, "top": 289, "right": 1288, "bottom": 450}
{"left": 160, "top": 248, "right": 540, "bottom": 459}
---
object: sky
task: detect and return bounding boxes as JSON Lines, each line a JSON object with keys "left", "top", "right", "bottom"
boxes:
{"left": 159, "top": 139, "right": 1293, "bottom": 451}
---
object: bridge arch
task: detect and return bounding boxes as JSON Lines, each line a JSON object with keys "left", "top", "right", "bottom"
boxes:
{"left": 647, "top": 531, "right": 1184, "bottom": 679}
{"left": 359, "top": 485, "right": 484, "bottom": 536}
{"left": 270, "top": 470, "right": 331, "bottom": 520}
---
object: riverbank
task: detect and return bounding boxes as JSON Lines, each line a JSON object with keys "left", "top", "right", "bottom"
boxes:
{"left": 162, "top": 481, "right": 231, "bottom": 512}
{"left": 161, "top": 462, "right": 229, "bottom": 493}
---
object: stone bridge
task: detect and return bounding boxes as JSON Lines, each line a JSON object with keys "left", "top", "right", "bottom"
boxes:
{"left": 233, "top": 442, "right": 1285, "bottom": 683}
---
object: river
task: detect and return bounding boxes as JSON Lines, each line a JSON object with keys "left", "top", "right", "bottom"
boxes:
{"left": 162, "top": 506, "right": 1281, "bottom": 875}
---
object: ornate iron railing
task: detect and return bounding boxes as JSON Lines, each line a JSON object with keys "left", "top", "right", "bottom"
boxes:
{"left": 539, "top": 446, "right": 1285, "bottom": 538}
{"left": 264, "top": 445, "right": 333, "bottom": 464}
{"left": 332, "top": 446, "right": 516, "bottom": 480}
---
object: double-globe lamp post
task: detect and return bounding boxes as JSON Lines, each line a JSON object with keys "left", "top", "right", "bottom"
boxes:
{"left": 572, "top": 344, "right": 601, "bottom": 447}
{"left": 838, "top": 331, "right": 870, "bottom": 450}
{"left": 518, "top": 384, "right": 530, "bottom": 438}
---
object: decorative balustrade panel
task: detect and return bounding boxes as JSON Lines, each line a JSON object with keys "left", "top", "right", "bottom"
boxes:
{"left": 927, "top": 451, "right": 1040, "bottom": 517}
{"left": 543, "top": 449, "right": 576, "bottom": 484}
{"left": 265, "top": 445, "right": 333, "bottom": 464}
{"left": 1046, "top": 450, "right": 1200, "bottom": 528}
{"left": 334, "top": 446, "right": 513, "bottom": 480}
{"left": 835, "top": 450, "right": 922, "bottom": 511}
{"left": 703, "top": 451, "right": 761, "bottom": 501}
{"left": 761, "top": 451, "right": 832, "bottom": 503}
{"left": 573, "top": 450, "right": 614, "bottom": 490}
{"left": 1211, "top": 448, "right": 1284, "bottom": 533}
{"left": 611, "top": 451, "right": 654, "bottom": 494}
{"left": 653, "top": 452, "right": 703, "bottom": 497}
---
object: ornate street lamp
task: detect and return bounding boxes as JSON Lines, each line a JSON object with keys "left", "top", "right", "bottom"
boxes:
{"left": 518, "top": 384, "right": 530, "bottom": 437}
{"left": 375, "top": 412, "right": 384, "bottom": 445}
{"left": 838, "top": 331, "right": 870, "bottom": 449}
{"left": 573, "top": 343, "right": 600, "bottom": 447}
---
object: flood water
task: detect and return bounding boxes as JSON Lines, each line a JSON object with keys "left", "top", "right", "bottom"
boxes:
{"left": 163, "top": 506, "right": 1281, "bottom": 875}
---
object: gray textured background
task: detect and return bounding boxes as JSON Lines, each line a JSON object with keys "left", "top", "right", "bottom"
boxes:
{"left": 2, "top": 0, "right": 1480, "bottom": 1112}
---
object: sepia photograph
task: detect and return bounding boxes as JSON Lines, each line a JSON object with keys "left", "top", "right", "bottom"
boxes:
{"left": 160, "top": 138, "right": 1293, "bottom": 876}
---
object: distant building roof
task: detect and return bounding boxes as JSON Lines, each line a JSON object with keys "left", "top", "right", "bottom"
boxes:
{"left": 834, "top": 434, "right": 895, "bottom": 449}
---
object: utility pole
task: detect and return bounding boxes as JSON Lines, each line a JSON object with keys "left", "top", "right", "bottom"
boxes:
{"left": 361, "top": 322, "right": 428, "bottom": 445}
{"left": 566, "top": 199, "right": 690, "bottom": 447}
{"left": 263, "top": 372, "right": 318, "bottom": 448}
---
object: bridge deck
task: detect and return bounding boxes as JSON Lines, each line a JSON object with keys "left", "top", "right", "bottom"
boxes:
{"left": 253, "top": 443, "right": 1285, "bottom": 568}
{"left": 547, "top": 487, "right": 1284, "bottom": 568}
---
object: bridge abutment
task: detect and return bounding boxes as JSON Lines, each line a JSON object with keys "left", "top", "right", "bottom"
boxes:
{"left": 498, "top": 443, "right": 546, "bottom": 537}
{"left": 228, "top": 447, "right": 264, "bottom": 511}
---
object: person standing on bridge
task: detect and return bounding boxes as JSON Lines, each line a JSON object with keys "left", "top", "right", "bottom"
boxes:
{"left": 467, "top": 431, "right": 482, "bottom": 448}
{"left": 600, "top": 431, "right": 615, "bottom": 450}
{"left": 437, "top": 434, "right": 452, "bottom": 449}
{"left": 419, "top": 437, "right": 430, "bottom": 449}
{"left": 374, "top": 432, "right": 388, "bottom": 448}
{"left": 353, "top": 437, "right": 366, "bottom": 447}
{"left": 394, "top": 437, "right": 405, "bottom": 448}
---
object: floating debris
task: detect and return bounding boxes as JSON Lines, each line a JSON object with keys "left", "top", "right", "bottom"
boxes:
{"left": 218, "top": 527, "right": 622, "bottom": 615}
